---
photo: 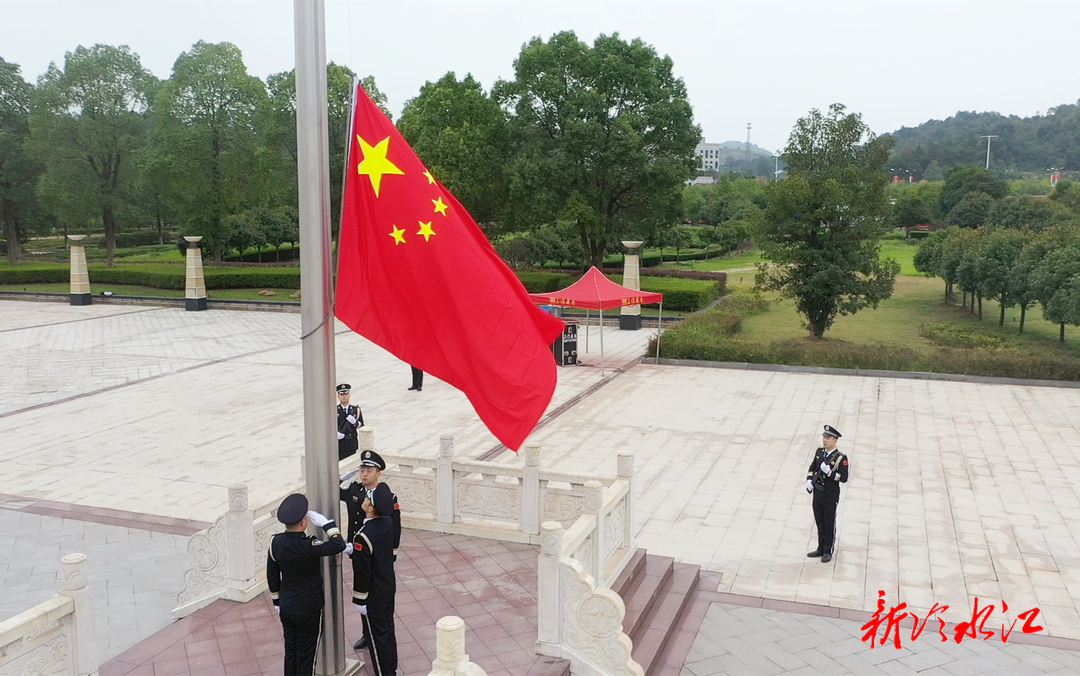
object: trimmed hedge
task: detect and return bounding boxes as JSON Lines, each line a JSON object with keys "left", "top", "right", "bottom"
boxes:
{"left": 609, "top": 275, "right": 720, "bottom": 313}
{"left": 516, "top": 271, "right": 575, "bottom": 293}
{"left": 0, "top": 266, "right": 68, "bottom": 284}
{"left": 99, "top": 230, "right": 173, "bottom": 248}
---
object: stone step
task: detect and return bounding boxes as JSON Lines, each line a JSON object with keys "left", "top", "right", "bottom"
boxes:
{"left": 630, "top": 563, "right": 699, "bottom": 675}
{"left": 620, "top": 553, "right": 675, "bottom": 639}
{"left": 611, "top": 547, "right": 647, "bottom": 597}
{"left": 648, "top": 571, "right": 723, "bottom": 675}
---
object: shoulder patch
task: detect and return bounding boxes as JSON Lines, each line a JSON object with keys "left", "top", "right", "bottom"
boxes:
{"left": 312, "top": 538, "right": 323, "bottom": 546}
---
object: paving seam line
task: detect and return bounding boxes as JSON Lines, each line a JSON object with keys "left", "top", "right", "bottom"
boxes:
{"left": 0, "top": 492, "right": 211, "bottom": 535}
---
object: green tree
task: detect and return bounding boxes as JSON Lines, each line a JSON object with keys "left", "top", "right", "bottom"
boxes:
{"left": 398, "top": 72, "right": 510, "bottom": 229}
{"left": 947, "top": 190, "right": 994, "bottom": 227}
{"left": 972, "top": 227, "right": 1028, "bottom": 325}
{"left": 757, "top": 104, "right": 899, "bottom": 338}
{"left": 1011, "top": 231, "right": 1058, "bottom": 333}
{"left": 1033, "top": 242, "right": 1080, "bottom": 342}
{"left": 940, "top": 165, "right": 1007, "bottom": 214}
{"left": 988, "top": 195, "right": 1066, "bottom": 230}
{"left": 923, "top": 160, "right": 944, "bottom": 182}
{"left": 496, "top": 31, "right": 700, "bottom": 268}
{"left": 891, "top": 186, "right": 934, "bottom": 231}
{"left": 30, "top": 45, "right": 157, "bottom": 267}
{"left": 0, "top": 58, "right": 42, "bottom": 264}
{"left": 153, "top": 41, "right": 266, "bottom": 263}
{"left": 1049, "top": 178, "right": 1080, "bottom": 213}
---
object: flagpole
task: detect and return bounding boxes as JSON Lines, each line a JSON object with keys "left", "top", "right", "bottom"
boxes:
{"left": 294, "top": 1, "right": 346, "bottom": 674}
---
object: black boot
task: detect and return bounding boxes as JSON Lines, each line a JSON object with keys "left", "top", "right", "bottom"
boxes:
{"left": 807, "top": 550, "right": 823, "bottom": 558}
{"left": 353, "top": 636, "right": 369, "bottom": 650}
{"left": 821, "top": 552, "right": 832, "bottom": 563}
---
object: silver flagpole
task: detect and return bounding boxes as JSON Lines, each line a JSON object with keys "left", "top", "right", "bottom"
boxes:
{"left": 294, "top": 1, "right": 345, "bottom": 674}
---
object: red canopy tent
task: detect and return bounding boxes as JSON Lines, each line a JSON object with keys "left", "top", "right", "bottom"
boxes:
{"left": 529, "top": 267, "right": 664, "bottom": 373}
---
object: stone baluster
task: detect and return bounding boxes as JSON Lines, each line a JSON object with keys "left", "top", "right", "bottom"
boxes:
{"left": 535, "top": 522, "right": 565, "bottom": 652}
{"left": 584, "top": 480, "right": 604, "bottom": 583}
{"left": 184, "top": 236, "right": 207, "bottom": 311}
{"left": 437, "top": 434, "right": 455, "bottom": 524}
{"left": 225, "top": 484, "right": 255, "bottom": 594}
{"left": 619, "top": 240, "right": 644, "bottom": 330}
{"left": 618, "top": 450, "right": 635, "bottom": 548}
{"left": 359, "top": 426, "right": 375, "bottom": 452}
{"left": 68, "top": 235, "right": 91, "bottom": 306}
{"left": 521, "top": 442, "right": 542, "bottom": 535}
{"left": 426, "top": 616, "right": 488, "bottom": 676}
{"left": 60, "top": 553, "right": 97, "bottom": 676}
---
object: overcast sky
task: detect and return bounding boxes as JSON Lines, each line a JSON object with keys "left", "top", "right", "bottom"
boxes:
{"left": 5, "top": 0, "right": 1079, "bottom": 152}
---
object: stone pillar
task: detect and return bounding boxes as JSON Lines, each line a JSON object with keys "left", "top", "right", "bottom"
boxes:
{"left": 618, "top": 451, "right": 635, "bottom": 548}
{"left": 535, "top": 522, "right": 565, "bottom": 653}
{"left": 521, "top": 442, "right": 542, "bottom": 536}
{"left": 184, "top": 236, "right": 207, "bottom": 311}
{"left": 60, "top": 553, "right": 97, "bottom": 676}
{"left": 225, "top": 484, "right": 255, "bottom": 594}
{"left": 437, "top": 434, "right": 456, "bottom": 525}
{"left": 68, "top": 235, "right": 92, "bottom": 306}
{"left": 584, "top": 480, "right": 604, "bottom": 584}
{"left": 620, "top": 240, "right": 644, "bottom": 330}
{"left": 427, "top": 616, "right": 488, "bottom": 676}
{"left": 359, "top": 427, "right": 375, "bottom": 453}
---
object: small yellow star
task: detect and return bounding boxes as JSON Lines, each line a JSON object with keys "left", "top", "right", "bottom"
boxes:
{"left": 357, "top": 135, "right": 404, "bottom": 197}
{"left": 432, "top": 196, "right": 448, "bottom": 216}
{"left": 417, "top": 221, "right": 436, "bottom": 242}
{"left": 389, "top": 225, "right": 406, "bottom": 245}
{"left": 423, "top": 171, "right": 436, "bottom": 185}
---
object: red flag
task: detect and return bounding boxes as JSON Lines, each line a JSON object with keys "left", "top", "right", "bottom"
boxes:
{"left": 335, "top": 85, "right": 565, "bottom": 451}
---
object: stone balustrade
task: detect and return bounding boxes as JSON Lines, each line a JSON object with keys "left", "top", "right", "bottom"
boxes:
{"left": 426, "top": 615, "right": 487, "bottom": 676}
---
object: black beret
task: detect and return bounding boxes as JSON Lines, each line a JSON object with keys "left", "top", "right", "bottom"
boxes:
{"left": 278, "top": 493, "right": 308, "bottom": 524}
{"left": 359, "top": 450, "right": 386, "bottom": 470}
{"left": 370, "top": 483, "right": 396, "bottom": 517}
{"left": 823, "top": 424, "right": 842, "bottom": 439}
{"left": 337, "top": 383, "right": 351, "bottom": 394}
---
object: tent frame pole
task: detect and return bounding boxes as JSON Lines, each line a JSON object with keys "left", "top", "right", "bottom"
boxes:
{"left": 656, "top": 301, "right": 663, "bottom": 364}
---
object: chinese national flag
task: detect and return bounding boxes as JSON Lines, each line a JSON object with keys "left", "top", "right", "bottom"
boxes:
{"left": 335, "top": 85, "right": 565, "bottom": 451}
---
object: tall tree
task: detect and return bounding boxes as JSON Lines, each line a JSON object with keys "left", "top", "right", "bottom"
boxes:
{"left": 757, "top": 104, "right": 899, "bottom": 338}
{"left": 496, "top": 31, "right": 700, "bottom": 268}
{"left": 153, "top": 41, "right": 266, "bottom": 263}
{"left": 398, "top": 72, "right": 510, "bottom": 230}
{"left": 0, "top": 58, "right": 42, "bottom": 264}
{"left": 940, "top": 164, "right": 1007, "bottom": 214}
{"left": 30, "top": 45, "right": 156, "bottom": 267}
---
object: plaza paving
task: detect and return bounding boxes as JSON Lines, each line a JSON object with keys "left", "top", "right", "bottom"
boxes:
{"left": 3, "top": 297, "right": 1080, "bottom": 672}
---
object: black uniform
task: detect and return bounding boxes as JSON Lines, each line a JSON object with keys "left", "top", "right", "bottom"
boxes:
{"left": 409, "top": 366, "right": 424, "bottom": 391}
{"left": 267, "top": 525, "right": 346, "bottom": 675}
{"left": 807, "top": 446, "right": 849, "bottom": 556}
{"left": 340, "top": 482, "right": 401, "bottom": 558}
{"left": 337, "top": 402, "right": 363, "bottom": 460}
{"left": 353, "top": 515, "right": 398, "bottom": 676}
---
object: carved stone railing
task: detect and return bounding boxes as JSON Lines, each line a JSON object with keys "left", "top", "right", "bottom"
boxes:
{"left": 426, "top": 616, "right": 488, "bottom": 676}
{"left": 0, "top": 553, "right": 97, "bottom": 676}
{"left": 536, "top": 450, "right": 642, "bottom": 676}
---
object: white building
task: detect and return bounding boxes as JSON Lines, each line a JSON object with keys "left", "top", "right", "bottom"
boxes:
{"left": 695, "top": 142, "right": 722, "bottom": 171}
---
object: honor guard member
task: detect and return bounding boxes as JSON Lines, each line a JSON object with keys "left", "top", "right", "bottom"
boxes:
{"left": 351, "top": 487, "right": 398, "bottom": 676}
{"left": 337, "top": 383, "right": 364, "bottom": 460}
{"left": 339, "top": 450, "right": 401, "bottom": 650}
{"left": 806, "top": 425, "right": 849, "bottom": 563}
{"left": 266, "top": 493, "right": 346, "bottom": 676}
{"left": 408, "top": 365, "right": 424, "bottom": 392}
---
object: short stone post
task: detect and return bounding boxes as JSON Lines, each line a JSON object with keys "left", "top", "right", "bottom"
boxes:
{"left": 584, "top": 480, "right": 604, "bottom": 584}
{"left": 68, "top": 235, "right": 91, "bottom": 306}
{"left": 426, "top": 616, "right": 488, "bottom": 676}
{"left": 535, "top": 522, "right": 565, "bottom": 653}
{"left": 60, "top": 553, "right": 97, "bottom": 676}
{"left": 618, "top": 451, "right": 635, "bottom": 548}
{"left": 619, "top": 240, "right": 644, "bottom": 330}
{"left": 359, "top": 427, "right": 375, "bottom": 453}
{"left": 521, "top": 442, "right": 542, "bottom": 536}
{"left": 437, "top": 434, "right": 456, "bottom": 524}
{"left": 225, "top": 484, "right": 255, "bottom": 595}
{"left": 184, "top": 236, "right": 207, "bottom": 311}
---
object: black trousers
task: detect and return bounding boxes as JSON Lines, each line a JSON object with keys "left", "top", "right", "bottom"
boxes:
{"left": 339, "top": 436, "right": 358, "bottom": 460}
{"left": 813, "top": 490, "right": 839, "bottom": 554}
{"left": 410, "top": 366, "right": 424, "bottom": 389}
{"left": 281, "top": 611, "right": 322, "bottom": 676}
{"left": 363, "top": 610, "right": 398, "bottom": 676}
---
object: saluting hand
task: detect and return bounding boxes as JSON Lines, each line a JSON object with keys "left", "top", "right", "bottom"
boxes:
{"left": 306, "top": 510, "right": 331, "bottom": 528}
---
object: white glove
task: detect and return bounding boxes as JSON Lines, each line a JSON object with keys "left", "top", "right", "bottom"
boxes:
{"left": 340, "top": 468, "right": 360, "bottom": 483}
{"left": 337, "top": 431, "right": 345, "bottom": 440}
{"left": 344, "top": 542, "right": 354, "bottom": 556}
{"left": 357, "top": 604, "right": 368, "bottom": 616}
{"left": 306, "top": 510, "right": 331, "bottom": 528}
{"left": 819, "top": 461, "right": 832, "bottom": 476}
{"left": 806, "top": 479, "right": 814, "bottom": 494}
{"left": 346, "top": 414, "right": 358, "bottom": 425}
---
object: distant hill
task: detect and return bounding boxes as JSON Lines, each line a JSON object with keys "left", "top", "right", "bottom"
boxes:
{"left": 886, "top": 101, "right": 1080, "bottom": 176}
{"left": 712, "top": 140, "right": 775, "bottom": 158}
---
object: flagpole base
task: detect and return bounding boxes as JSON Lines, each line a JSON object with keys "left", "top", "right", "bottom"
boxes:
{"left": 186, "top": 297, "right": 208, "bottom": 312}
{"left": 619, "top": 314, "right": 642, "bottom": 331}
{"left": 70, "top": 293, "right": 92, "bottom": 306}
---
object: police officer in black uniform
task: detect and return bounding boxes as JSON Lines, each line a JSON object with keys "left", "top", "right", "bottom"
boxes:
{"left": 806, "top": 424, "right": 849, "bottom": 563}
{"left": 266, "top": 493, "right": 346, "bottom": 676}
{"left": 352, "top": 487, "right": 398, "bottom": 676}
{"left": 339, "top": 450, "right": 401, "bottom": 650}
{"left": 336, "top": 383, "right": 364, "bottom": 460}
{"left": 408, "top": 366, "right": 423, "bottom": 392}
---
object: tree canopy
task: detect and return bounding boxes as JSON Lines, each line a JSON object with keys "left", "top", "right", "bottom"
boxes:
{"left": 757, "top": 104, "right": 899, "bottom": 338}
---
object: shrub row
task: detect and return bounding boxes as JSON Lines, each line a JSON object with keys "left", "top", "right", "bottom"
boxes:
{"left": 0, "top": 266, "right": 68, "bottom": 284}
{"left": 99, "top": 230, "right": 174, "bottom": 248}
{"left": 610, "top": 275, "right": 721, "bottom": 313}
{"left": 516, "top": 271, "right": 575, "bottom": 293}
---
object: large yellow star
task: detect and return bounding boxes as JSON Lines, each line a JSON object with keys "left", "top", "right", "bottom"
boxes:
{"left": 389, "top": 225, "right": 406, "bottom": 245}
{"left": 417, "top": 221, "right": 436, "bottom": 242}
{"left": 357, "top": 135, "right": 403, "bottom": 197}
{"left": 432, "top": 196, "right": 448, "bottom": 216}
{"left": 423, "top": 171, "right": 436, "bottom": 185}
